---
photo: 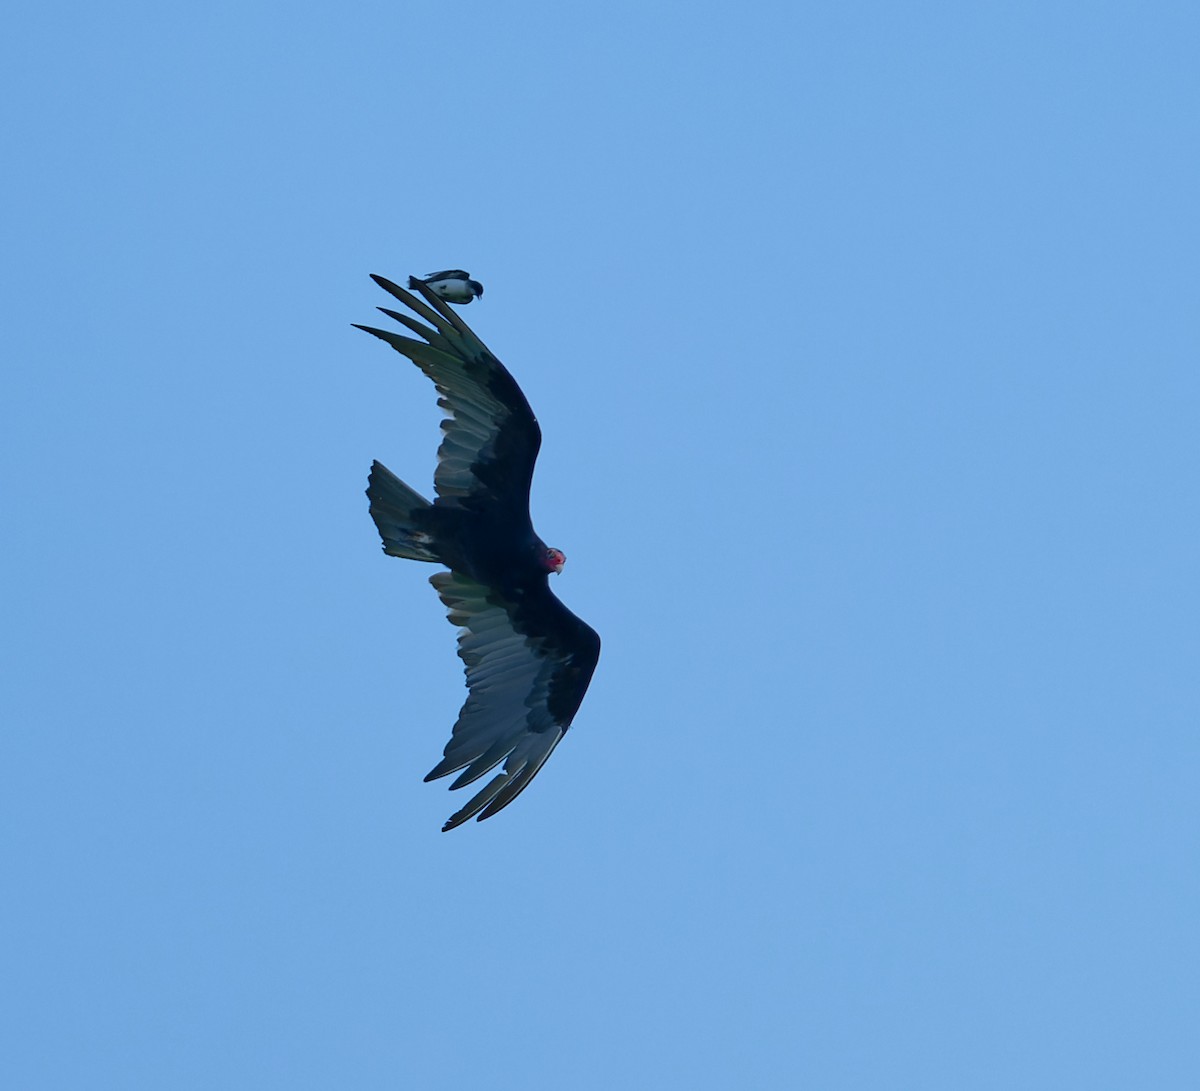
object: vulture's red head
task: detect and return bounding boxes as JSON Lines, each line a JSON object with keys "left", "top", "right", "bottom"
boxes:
{"left": 542, "top": 547, "right": 566, "bottom": 575}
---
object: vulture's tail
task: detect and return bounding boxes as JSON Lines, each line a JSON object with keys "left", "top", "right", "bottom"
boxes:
{"left": 366, "top": 460, "right": 439, "bottom": 562}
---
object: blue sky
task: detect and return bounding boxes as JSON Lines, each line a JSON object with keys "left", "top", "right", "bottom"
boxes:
{"left": 3, "top": 1, "right": 1199, "bottom": 1087}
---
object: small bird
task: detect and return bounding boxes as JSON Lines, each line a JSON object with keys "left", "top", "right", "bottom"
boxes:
{"left": 407, "top": 269, "right": 484, "bottom": 304}
{"left": 356, "top": 274, "right": 600, "bottom": 831}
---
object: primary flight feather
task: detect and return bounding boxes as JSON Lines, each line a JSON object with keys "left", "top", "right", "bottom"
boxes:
{"left": 356, "top": 274, "right": 600, "bottom": 831}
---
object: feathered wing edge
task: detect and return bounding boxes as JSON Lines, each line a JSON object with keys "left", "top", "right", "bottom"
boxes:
{"left": 374, "top": 273, "right": 476, "bottom": 337}
{"left": 353, "top": 275, "right": 540, "bottom": 508}
{"left": 437, "top": 729, "right": 566, "bottom": 832}
{"left": 426, "top": 571, "right": 585, "bottom": 832}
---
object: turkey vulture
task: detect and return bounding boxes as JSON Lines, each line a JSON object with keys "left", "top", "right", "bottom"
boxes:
{"left": 407, "top": 269, "right": 483, "bottom": 304}
{"left": 356, "top": 274, "right": 600, "bottom": 831}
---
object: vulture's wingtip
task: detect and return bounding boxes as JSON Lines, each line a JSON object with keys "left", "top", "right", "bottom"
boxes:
{"left": 369, "top": 273, "right": 404, "bottom": 293}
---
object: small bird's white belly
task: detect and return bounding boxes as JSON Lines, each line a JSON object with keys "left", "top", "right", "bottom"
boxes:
{"left": 425, "top": 278, "right": 475, "bottom": 302}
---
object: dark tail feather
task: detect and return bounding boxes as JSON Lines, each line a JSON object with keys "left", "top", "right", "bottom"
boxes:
{"left": 366, "top": 460, "right": 438, "bottom": 562}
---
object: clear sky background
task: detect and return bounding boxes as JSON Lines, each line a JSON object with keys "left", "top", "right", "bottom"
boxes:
{"left": 3, "top": 1, "right": 1198, "bottom": 1088}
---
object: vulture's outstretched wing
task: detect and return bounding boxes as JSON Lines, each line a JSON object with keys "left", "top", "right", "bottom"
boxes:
{"left": 426, "top": 571, "right": 600, "bottom": 830}
{"left": 353, "top": 275, "right": 539, "bottom": 511}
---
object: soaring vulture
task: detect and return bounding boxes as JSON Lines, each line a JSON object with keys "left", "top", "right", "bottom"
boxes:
{"left": 356, "top": 274, "right": 600, "bottom": 831}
